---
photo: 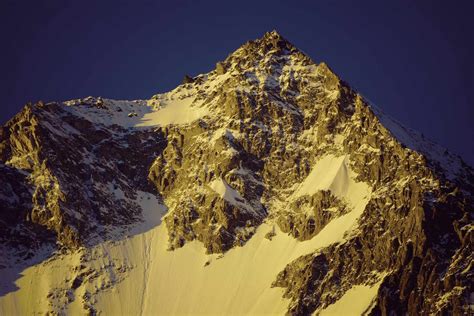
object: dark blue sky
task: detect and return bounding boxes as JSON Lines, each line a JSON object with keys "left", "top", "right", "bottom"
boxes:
{"left": 1, "top": 0, "right": 473, "bottom": 165}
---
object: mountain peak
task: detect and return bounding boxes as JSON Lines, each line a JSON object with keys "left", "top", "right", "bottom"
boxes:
{"left": 1, "top": 31, "right": 472, "bottom": 316}
{"left": 254, "top": 29, "right": 297, "bottom": 53}
{"left": 225, "top": 30, "right": 299, "bottom": 59}
{"left": 262, "top": 29, "right": 286, "bottom": 41}
{"left": 217, "top": 30, "right": 313, "bottom": 77}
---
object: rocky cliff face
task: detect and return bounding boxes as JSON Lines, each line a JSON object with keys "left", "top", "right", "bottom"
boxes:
{"left": 0, "top": 99, "right": 166, "bottom": 251}
{"left": 1, "top": 31, "right": 472, "bottom": 315}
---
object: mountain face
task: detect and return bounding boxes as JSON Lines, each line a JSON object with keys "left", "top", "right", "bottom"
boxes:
{"left": 0, "top": 31, "right": 473, "bottom": 315}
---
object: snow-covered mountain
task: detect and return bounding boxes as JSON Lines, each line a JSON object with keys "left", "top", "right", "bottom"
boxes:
{"left": 0, "top": 31, "right": 472, "bottom": 315}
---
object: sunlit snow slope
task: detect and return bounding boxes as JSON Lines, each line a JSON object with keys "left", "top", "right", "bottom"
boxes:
{"left": 0, "top": 154, "right": 373, "bottom": 315}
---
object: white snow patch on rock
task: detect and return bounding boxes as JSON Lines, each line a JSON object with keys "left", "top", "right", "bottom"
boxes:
{"left": 208, "top": 177, "right": 259, "bottom": 215}
{"left": 318, "top": 276, "right": 385, "bottom": 316}
{"left": 63, "top": 95, "right": 210, "bottom": 129}
{"left": 293, "top": 154, "right": 370, "bottom": 208}
{"left": 209, "top": 177, "right": 244, "bottom": 205}
{"left": 137, "top": 97, "right": 209, "bottom": 127}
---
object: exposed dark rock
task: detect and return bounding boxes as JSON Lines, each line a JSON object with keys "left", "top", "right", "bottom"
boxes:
{"left": 182, "top": 74, "right": 195, "bottom": 84}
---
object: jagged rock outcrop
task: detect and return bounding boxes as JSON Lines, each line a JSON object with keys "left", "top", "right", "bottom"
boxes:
{"left": 277, "top": 190, "right": 349, "bottom": 241}
{"left": 0, "top": 99, "right": 166, "bottom": 250}
{"left": 0, "top": 31, "right": 472, "bottom": 315}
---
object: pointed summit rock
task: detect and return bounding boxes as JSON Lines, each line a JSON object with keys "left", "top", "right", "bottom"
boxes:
{"left": 214, "top": 31, "right": 313, "bottom": 78}
{"left": 259, "top": 29, "right": 297, "bottom": 51}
